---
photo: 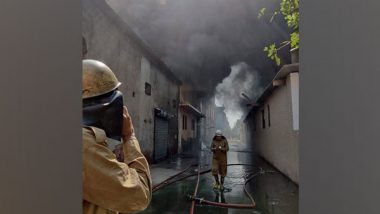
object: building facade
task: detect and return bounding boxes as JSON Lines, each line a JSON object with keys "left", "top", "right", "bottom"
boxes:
{"left": 82, "top": 0, "right": 181, "bottom": 163}
{"left": 178, "top": 84, "right": 204, "bottom": 156}
{"left": 199, "top": 96, "right": 217, "bottom": 149}
{"left": 244, "top": 63, "right": 299, "bottom": 184}
{"left": 178, "top": 104, "right": 203, "bottom": 155}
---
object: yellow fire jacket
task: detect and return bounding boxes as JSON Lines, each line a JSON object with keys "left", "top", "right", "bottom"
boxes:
{"left": 82, "top": 127, "right": 152, "bottom": 214}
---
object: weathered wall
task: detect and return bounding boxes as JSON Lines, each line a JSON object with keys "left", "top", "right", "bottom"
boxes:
{"left": 250, "top": 73, "right": 299, "bottom": 184}
{"left": 82, "top": 0, "right": 179, "bottom": 162}
{"left": 178, "top": 110, "right": 198, "bottom": 154}
{"left": 151, "top": 64, "right": 180, "bottom": 157}
{"left": 200, "top": 97, "right": 216, "bottom": 148}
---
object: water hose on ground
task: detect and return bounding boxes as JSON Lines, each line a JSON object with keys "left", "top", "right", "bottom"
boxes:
{"left": 188, "top": 167, "right": 276, "bottom": 210}
{"left": 188, "top": 165, "right": 257, "bottom": 210}
{"left": 152, "top": 164, "right": 193, "bottom": 192}
{"left": 152, "top": 163, "right": 275, "bottom": 211}
{"left": 153, "top": 167, "right": 210, "bottom": 192}
{"left": 242, "top": 167, "right": 275, "bottom": 208}
{"left": 188, "top": 164, "right": 256, "bottom": 211}
{"left": 188, "top": 195, "right": 254, "bottom": 209}
{"left": 189, "top": 165, "right": 201, "bottom": 214}
{"left": 153, "top": 163, "right": 253, "bottom": 192}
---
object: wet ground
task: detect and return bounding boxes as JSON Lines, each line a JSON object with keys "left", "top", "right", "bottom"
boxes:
{"left": 141, "top": 141, "right": 298, "bottom": 214}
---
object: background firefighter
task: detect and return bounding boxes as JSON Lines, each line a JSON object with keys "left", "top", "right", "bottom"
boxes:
{"left": 82, "top": 59, "right": 152, "bottom": 214}
{"left": 210, "top": 130, "right": 229, "bottom": 191}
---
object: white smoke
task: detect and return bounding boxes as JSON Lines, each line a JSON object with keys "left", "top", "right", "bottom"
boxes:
{"left": 215, "top": 62, "right": 262, "bottom": 129}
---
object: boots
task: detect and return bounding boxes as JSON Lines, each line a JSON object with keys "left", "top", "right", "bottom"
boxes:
{"left": 220, "top": 176, "right": 225, "bottom": 191}
{"left": 213, "top": 175, "right": 220, "bottom": 189}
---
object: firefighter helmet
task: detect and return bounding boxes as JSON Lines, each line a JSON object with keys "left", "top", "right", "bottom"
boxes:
{"left": 82, "top": 59, "right": 121, "bottom": 99}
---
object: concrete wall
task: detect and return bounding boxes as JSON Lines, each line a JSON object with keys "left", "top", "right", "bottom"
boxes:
{"left": 178, "top": 96, "right": 217, "bottom": 156}
{"left": 82, "top": 0, "right": 179, "bottom": 162}
{"left": 200, "top": 97, "right": 216, "bottom": 148}
{"left": 250, "top": 73, "right": 299, "bottom": 184}
{"left": 151, "top": 65, "right": 180, "bottom": 156}
{"left": 290, "top": 73, "right": 299, "bottom": 131}
{"left": 178, "top": 110, "right": 198, "bottom": 154}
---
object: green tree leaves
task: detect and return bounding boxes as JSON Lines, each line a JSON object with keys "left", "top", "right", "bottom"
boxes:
{"left": 290, "top": 32, "right": 299, "bottom": 49}
{"left": 258, "top": 8, "right": 266, "bottom": 18}
{"left": 259, "top": 0, "right": 299, "bottom": 66}
{"left": 281, "top": 0, "right": 299, "bottom": 30}
{"left": 264, "top": 44, "right": 279, "bottom": 65}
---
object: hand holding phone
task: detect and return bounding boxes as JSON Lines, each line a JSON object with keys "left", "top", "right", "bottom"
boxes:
{"left": 122, "top": 106, "right": 135, "bottom": 141}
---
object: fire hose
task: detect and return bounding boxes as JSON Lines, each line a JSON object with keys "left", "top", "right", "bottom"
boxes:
{"left": 152, "top": 164, "right": 193, "bottom": 192}
{"left": 188, "top": 196, "right": 254, "bottom": 209}
{"left": 152, "top": 163, "right": 275, "bottom": 212}
{"left": 188, "top": 165, "right": 257, "bottom": 212}
{"left": 189, "top": 165, "right": 201, "bottom": 214}
{"left": 188, "top": 167, "right": 276, "bottom": 211}
{"left": 153, "top": 163, "right": 253, "bottom": 192}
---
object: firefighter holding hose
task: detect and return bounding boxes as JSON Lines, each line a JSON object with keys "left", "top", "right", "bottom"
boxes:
{"left": 82, "top": 59, "right": 152, "bottom": 214}
{"left": 211, "top": 130, "right": 229, "bottom": 191}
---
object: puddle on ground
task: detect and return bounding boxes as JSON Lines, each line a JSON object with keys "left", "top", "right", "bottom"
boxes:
{"left": 140, "top": 144, "right": 298, "bottom": 214}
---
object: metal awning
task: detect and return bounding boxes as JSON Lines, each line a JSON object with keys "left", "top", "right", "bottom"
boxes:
{"left": 179, "top": 103, "right": 205, "bottom": 118}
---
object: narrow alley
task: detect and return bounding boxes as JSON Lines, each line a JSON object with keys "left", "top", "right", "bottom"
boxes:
{"left": 82, "top": 0, "right": 300, "bottom": 213}
{"left": 141, "top": 141, "right": 298, "bottom": 214}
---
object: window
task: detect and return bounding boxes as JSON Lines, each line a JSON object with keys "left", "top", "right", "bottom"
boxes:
{"left": 145, "top": 82, "right": 151, "bottom": 96}
{"left": 182, "top": 115, "right": 187, "bottom": 130}
{"left": 261, "top": 109, "right": 265, "bottom": 129}
{"left": 191, "top": 119, "right": 195, "bottom": 131}
{"left": 267, "top": 105, "right": 271, "bottom": 127}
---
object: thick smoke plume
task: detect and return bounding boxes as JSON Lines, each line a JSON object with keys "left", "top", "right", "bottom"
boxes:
{"left": 106, "top": 0, "right": 290, "bottom": 93}
{"left": 215, "top": 62, "right": 262, "bottom": 128}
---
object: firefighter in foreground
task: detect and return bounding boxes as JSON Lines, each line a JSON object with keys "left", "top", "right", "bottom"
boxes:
{"left": 211, "top": 130, "right": 229, "bottom": 191}
{"left": 82, "top": 59, "right": 152, "bottom": 213}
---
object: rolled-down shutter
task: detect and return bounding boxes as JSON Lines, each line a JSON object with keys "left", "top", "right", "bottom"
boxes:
{"left": 154, "top": 116, "right": 169, "bottom": 161}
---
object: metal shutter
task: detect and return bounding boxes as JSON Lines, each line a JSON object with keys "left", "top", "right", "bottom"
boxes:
{"left": 154, "top": 117, "right": 169, "bottom": 161}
